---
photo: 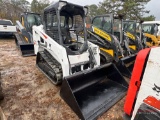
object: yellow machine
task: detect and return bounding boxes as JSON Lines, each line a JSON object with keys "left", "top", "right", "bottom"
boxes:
{"left": 15, "top": 12, "right": 42, "bottom": 56}
{"left": 123, "top": 20, "right": 143, "bottom": 53}
{"left": 142, "top": 21, "right": 160, "bottom": 47}
{"left": 87, "top": 14, "right": 124, "bottom": 64}
{"left": 87, "top": 15, "right": 141, "bottom": 77}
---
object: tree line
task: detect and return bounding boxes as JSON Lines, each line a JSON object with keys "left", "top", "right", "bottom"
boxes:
{"left": 88, "top": 0, "right": 155, "bottom": 21}
{"left": 0, "top": 0, "right": 50, "bottom": 23}
{"left": 0, "top": 0, "right": 155, "bottom": 23}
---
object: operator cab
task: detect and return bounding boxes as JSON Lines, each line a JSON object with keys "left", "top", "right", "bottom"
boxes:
{"left": 113, "top": 18, "right": 121, "bottom": 40}
{"left": 123, "top": 20, "right": 136, "bottom": 35}
{"left": 92, "top": 14, "right": 113, "bottom": 34}
{"left": 123, "top": 20, "right": 137, "bottom": 44}
{"left": 142, "top": 23, "right": 160, "bottom": 45}
{"left": 20, "top": 12, "right": 42, "bottom": 33}
{"left": 43, "top": 1, "right": 88, "bottom": 55}
{"left": 142, "top": 23, "right": 159, "bottom": 35}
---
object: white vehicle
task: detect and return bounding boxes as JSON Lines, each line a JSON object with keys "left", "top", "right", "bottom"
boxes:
{"left": 0, "top": 19, "right": 16, "bottom": 36}
{"left": 32, "top": 1, "right": 128, "bottom": 120}
{"left": 124, "top": 47, "right": 160, "bottom": 120}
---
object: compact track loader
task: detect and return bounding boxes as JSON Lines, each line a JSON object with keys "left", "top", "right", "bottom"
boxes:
{"left": 122, "top": 20, "right": 143, "bottom": 54}
{"left": 124, "top": 47, "right": 160, "bottom": 120}
{"left": 87, "top": 14, "right": 124, "bottom": 63}
{"left": 116, "top": 19, "right": 143, "bottom": 77}
{"left": 141, "top": 21, "right": 160, "bottom": 48}
{"left": 87, "top": 14, "right": 139, "bottom": 77}
{"left": 15, "top": 12, "right": 42, "bottom": 56}
{"left": 114, "top": 17, "right": 141, "bottom": 77}
{"left": 32, "top": 1, "right": 128, "bottom": 120}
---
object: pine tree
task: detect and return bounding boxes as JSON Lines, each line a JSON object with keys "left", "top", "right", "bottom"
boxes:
{"left": 31, "top": 0, "right": 50, "bottom": 14}
{"left": 31, "top": 0, "right": 39, "bottom": 13}
{"left": 88, "top": 0, "right": 155, "bottom": 21}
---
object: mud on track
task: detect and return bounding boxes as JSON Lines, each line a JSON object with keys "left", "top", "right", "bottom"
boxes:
{"left": 0, "top": 38, "right": 125, "bottom": 120}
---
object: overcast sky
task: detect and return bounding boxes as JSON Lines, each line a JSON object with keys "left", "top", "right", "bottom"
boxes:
{"left": 145, "top": 0, "right": 160, "bottom": 20}
{"left": 27, "top": 0, "right": 160, "bottom": 20}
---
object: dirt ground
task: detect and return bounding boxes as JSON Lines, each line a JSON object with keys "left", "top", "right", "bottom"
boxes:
{"left": 0, "top": 38, "right": 127, "bottom": 120}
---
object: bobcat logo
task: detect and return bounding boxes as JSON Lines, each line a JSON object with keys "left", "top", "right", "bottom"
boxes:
{"left": 152, "top": 84, "right": 160, "bottom": 96}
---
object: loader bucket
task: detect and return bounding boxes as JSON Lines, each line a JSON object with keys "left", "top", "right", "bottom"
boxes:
{"left": 60, "top": 63, "right": 128, "bottom": 120}
{"left": 19, "top": 43, "right": 35, "bottom": 57}
{"left": 116, "top": 54, "right": 137, "bottom": 78}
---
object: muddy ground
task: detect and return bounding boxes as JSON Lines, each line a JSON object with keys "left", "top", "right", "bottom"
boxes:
{"left": 0, "top": 38, "right": 126, "bottom": 120}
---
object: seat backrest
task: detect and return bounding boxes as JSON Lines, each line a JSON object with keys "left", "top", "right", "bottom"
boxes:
{"left": 61, "top": 26, "right": 72, "bottom": 44}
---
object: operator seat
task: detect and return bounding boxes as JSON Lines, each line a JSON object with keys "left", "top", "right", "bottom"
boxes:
{"left": 61, "top": 25, "right": 72, "bottom": 44}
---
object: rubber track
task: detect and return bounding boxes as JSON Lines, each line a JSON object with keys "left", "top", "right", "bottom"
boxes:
{"left": 100, "top": 50, "right": 113, "bottom": 64}
{"left": 37, "top": 50, "right": 63, "bottom": 85}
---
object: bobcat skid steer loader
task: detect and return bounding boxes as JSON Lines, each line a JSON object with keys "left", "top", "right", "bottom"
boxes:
{"left": 32, "top": 1, "right": 128, "bottom": 120}
{"left": 124, "top": 47, "right": 160, "bottom": 120}
{"left": 15, "top": 12, "right": 42, "bottom": 56}
{"left": 87, "top": 14, "right": 138, "bottom": 78}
